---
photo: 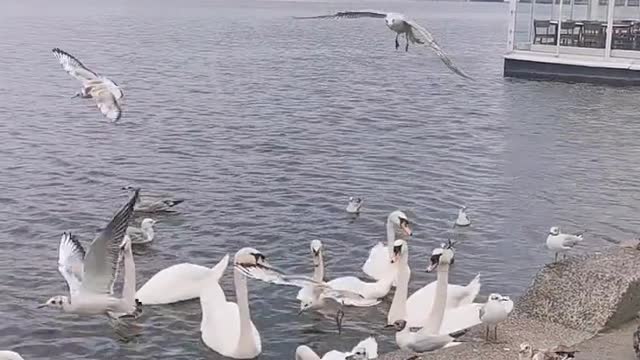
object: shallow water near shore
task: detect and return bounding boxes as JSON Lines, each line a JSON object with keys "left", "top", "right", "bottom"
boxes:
{"left": 1, "top": 0, "right": 640, "bottom": 358}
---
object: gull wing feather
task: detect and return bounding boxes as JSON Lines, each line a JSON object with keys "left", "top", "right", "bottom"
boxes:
{"left": 81, "top": 189, "right": 139, "bottom": 294}
{"left": 404, "top": 20, "right": 472, "bottom": 80}
{"left": 52, "top": 48, "right": 98, "bottom": 83}
{"left": 90, "top": 86, "right": 122, "bottom": 122}
{"left": 410, "top": 333, "right": 459, "bottom": 353}
{"left": 99, "top": 77, "right": 124, "bottom": 100}
{"left": 295, "top": 10, "right": 387, "bottom": 19}
{"left": 58, "top": 232, "right": 86, "bottom": 295}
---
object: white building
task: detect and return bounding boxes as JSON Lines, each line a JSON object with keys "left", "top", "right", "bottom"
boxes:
{"left": 504, "top": 0, "right": 640, "bottom": 84}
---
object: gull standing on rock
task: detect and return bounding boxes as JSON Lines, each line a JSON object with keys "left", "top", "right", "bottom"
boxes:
{"left": 295, "top": 11, "right": 472, "bottom": 79}
{"left": 546, "top": 226, "right": 584, "bottom": 262}
{"left": 39, "top": 190, "right": 140, "bottom": 319}
{"left": 518, "top": 343, "right": 577, "bottom": 359}
{"left": 52, "top": 48, "right": 124, "bottom": 121}
{"left": 479, "top": 293, "right": 513, "bottom": 342}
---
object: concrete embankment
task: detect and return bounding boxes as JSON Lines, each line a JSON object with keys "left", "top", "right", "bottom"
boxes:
{"left": 379, "top": 245, "right": 640, "bottom": 360}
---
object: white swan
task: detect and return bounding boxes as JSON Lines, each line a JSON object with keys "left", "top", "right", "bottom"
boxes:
{"left": 126, "top": 218, "right": 156, "bottom": 244}
{"left": 480, "top": 293, "right": 514, "bottom": 342}
{"left": 362, "top": 210, "right": 412, "bottom": 284}
{"left": 0, "top": 351, "right": 24, "bottom": 360}
{"left": 200, "top": 248, "right": 264, "bottom": 359}
{"left": 386, "top": 319, "right": 465, "bottom": 353}
{"left": 454, "top": 206, "right": 471, "bottom": 227}
{"left": 388, "top": 240, "right": 482, "bottom": 334}
{"left": 297, "top": 240, "right": 397, "bottom": 306}
{"left": 136, "top": 254, "right": 229, "bottom": 305}
{"left": 295, "top": 337, "right": 378, "bottom": 360}
{"left": 546, "top": 226, "right": 584, "bottom": 262}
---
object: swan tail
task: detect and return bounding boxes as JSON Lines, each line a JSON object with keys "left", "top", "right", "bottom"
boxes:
{"left": 462, "top": 273, "right": 481, "bottom": 304}
{"left": 353, "top": 337, "right": 378, "bottom": 358}
{"left": 361, "top": 243, "right": 386, "bottom": 280}
{"left": 210, "top": 254, "right": 230, "bottom": 281}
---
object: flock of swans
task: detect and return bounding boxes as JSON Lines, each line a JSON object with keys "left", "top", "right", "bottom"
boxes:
{"left": 0, "top": 186, "right": 587, "bottom": 360}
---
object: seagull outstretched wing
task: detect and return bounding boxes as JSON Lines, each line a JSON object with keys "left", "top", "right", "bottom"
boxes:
{"left": 58, "top": 232, "right": 86, "bottom": 295}
{"left": 295, "top": 10, "right": 387, "bottom": 19}
{"left": 52, "top": 48, "right": 99, "bottom": 83}
{"left": 405, "top": 20, "right": 472, "bottom": 79}
{"left": 89, "top": 85, "right": 122, "bottom": 122}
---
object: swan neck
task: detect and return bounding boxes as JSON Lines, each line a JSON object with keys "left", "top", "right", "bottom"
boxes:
{"left": 424, "top": 263, "right": 449, "bottom": 334}
{"left": 386, "top": 219, "right": 395, "bottom": 257}
{"left": 388, "top": 257, "right": 409, "bottom": 323}
{"left": 312, "top": 252, "right": 324, "bottom": 282}
{"left": 234, "top": 268, "right": 253, "bottom": 351}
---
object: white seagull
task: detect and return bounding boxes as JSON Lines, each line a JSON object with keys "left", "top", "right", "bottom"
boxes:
{"left": 295, "top": 11, "right": 471, "bottom": 79}
{"left": 546, "top": 226, "right": 584, "bottom": 262}
{"left": 126, "top": 218, "right": 156, "bottom": 244}
{"left": 52, "top": 48, "right": 124, "bottom": 122}
{"left": 479, "top": 293, "right": 513, "bottom": 342}
{"left": 122, "top": 186, "right": 185, "bottom": 214}
{"left": 346, "top": 197, "right": 363, "bottom": 214}
{"left": 295, "top": 337, "right": 378, "bottom": 360}
{"left": 454, "top": 206, "right": 471, "bottom": 227}
{"left": 38, "top": 190, "right": 140, "bottom": 319}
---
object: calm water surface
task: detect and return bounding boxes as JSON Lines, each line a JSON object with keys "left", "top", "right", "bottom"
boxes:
{"left": 1, "top": 0, "right": 639, "bottom": 358}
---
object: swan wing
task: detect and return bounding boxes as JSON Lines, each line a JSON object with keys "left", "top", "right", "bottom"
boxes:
{"left": 352, "top": 337, "right": 378, "bottom": 358}
{"left": 437, "top": 303, "right": 483, "bottom": 335}
{"left": 362, "top": 242, "right": 389, "bottom": 280}
{"left": 409, "top": 333, "right": 458, "bottom": 353}
{"left": 294, "top": 10, "right": 387, "bottom": 19}
{"left": 447, "top": 274, "right": 481, "bottom": 308}
{"left": 136, "top": 263, "right": 213, "bottom": 304}
{"left": 404, "top": 20, "right": 472, "bottom": 79}
{"left": 58, "top": 232, "right": 85, "bottom": 295}
{"left": 327, "top": 276, "right": 366, "bottom": 295}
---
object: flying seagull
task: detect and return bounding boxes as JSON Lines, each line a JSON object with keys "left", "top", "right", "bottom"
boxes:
{"left": 295, "top": 11, "right": 471, "bottom": 79}
{"left": 52, "top": 48, "right": 124, "bottom": 121}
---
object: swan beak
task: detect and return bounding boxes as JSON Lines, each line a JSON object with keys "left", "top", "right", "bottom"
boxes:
{"left": 401, "top": 223, "right": 412, "bottom": 236}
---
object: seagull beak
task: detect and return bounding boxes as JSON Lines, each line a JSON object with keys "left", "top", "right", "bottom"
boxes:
{"left": 37, "top": 303, "right": 48, "bottom": 309}
{"left": 383, "top": 324, "right": 395, "bottom": 329}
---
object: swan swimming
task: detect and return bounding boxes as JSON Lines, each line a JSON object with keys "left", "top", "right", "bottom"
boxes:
{"left": 136, "top": 254, "right": 229, "bottom": 305}
{"left": 297, "top": 240, "right": 380, "bottom": 308}
{"left": 122, "top": 186, "right": 185, "bottom": 213}
{"left": 454, "top": 206, "right": 471, "bottom": 227}
{"left": 385, "top": 319, "right": 466, "bottom": 353}
{"left": 362, "top": 210, "right": 412, "bottom": 285}
{"left": 126, "top": 218, "right": 156, "bottom": 244}
{"left": 479, "top": 293, "right": 513, "bottom": 342}
{"left": 295, "top": 11, "right": 472, "bottom": 79}
{"left": 295, "top": 337, "right": 378, "bottom": 360}
{"left": 200, "top": 248, "right": 266, "bottom": 359}
{"left": 346, "top": 197, "right": 363, "bottom": 214}
{"left": 39, "top": 191, "right": 140, "bottom": 319}
{"left": 388, "top": 240, "right": 482, "bottom": 334}
{"left": 546, "top": 226, "right": 584, "bottom": 262}
{"left": 0, "top": 351, "right": 24, "bottom": 360}
{"left": 52, "top": 48, "right": 124, "bottom": 121}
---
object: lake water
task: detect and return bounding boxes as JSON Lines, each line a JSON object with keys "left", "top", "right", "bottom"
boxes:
{"left": 1, "top": 0, "right": 640, "bottom": 359}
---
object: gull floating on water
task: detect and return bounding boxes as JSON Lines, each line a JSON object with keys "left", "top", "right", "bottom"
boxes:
{"left": 0, "top": 351, "right": 24, "bottom": 360}
{"left": 52, "top": 48, "right": 124, "bottom": 122}
{"left": 295, "top": 337, "right": 378, "bottom": 360}
{"left": 39, "top": 190, "right": 140, "bottom": 320}
{"left": 346, "top": 197, "right": 363, "bottom": 214}
{"left": 295, "top": 11, "right": 471, "bottom": 79}
{"left": 479, "top": 293, "right": 513, "bottom": 342}
{"left": 126, "top": 218, "right": 156, "bottom": 244}
{"left": 454, "top": 206, "right": 471, "bottom": 227}
{"left": 136, "top": 254, "right": 229, "bottom": 305}
{"left": 546, "top": 226, "right": 584, "bottom": 262}
{"left": 122, "top": 186, "right": 185, "bottom": 213}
